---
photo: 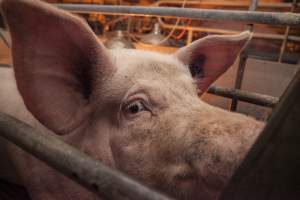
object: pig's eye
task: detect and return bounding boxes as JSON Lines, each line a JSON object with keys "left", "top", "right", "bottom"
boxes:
{"left": 123, "top": 100, "right": 147, "bottom": 115}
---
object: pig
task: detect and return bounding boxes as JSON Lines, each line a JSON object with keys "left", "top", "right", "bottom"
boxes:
{"left": 0, "top": 0, "right": 264, "bottom": 199}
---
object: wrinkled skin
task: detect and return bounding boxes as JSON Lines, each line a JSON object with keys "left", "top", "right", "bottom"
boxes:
{"left": 0, "top": 0, "right": 264, "bottom": 200}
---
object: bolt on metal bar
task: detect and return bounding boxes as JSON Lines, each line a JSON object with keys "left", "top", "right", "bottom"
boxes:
{"left": 220, "top": 68, "right": 300, "bottom": 200}
{"left": 230, "top": 0, "right": 258, "bottom": 111}
{"left": 54, "top": 4, "right": 300, "bottom": 27}
{"left": 207, "top": 86, "right": 279, "bottom": 108}
{"left": 278, "top": 0, "right": 298, "bottom": 62}
{"left": 0, "top": 113, "right": 173, "bottom": 200}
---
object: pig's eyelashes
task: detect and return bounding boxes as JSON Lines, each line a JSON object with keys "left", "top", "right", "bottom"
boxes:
{"left": 122, "top": 100, "right": 149, "bottom": 116}
{"left": 125, "top": 101, "right": 145, "bottom": 114}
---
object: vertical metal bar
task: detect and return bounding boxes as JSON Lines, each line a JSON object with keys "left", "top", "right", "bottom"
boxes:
{"left": 187, "top": 29, "right": 193, "bottom": 44}
{"left": 278, "top": 0, "right": 298, "bottom": 62}
{"left": 230, "top": 0, "right": 258, "bottom": 111}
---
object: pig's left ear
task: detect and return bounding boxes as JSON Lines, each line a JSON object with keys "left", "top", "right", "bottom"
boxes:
{"left": 174, "top": 31, "right": 251, "bottom": 95}
{"left": 1, "top": 0, "right": 115, "bottom": 135}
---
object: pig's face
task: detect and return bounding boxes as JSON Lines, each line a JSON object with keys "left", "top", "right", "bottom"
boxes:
{"left": 106, "top": 51, "right": 208, "bottom": 199}
{"left": 2, "top": 0, "right": 263, "bottom": 199}
{"left": 102, "top": 50, "right": 260, "bottom": 200}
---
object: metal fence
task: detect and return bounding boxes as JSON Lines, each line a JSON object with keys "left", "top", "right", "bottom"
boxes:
{"left": 55, "top": 1, "right": 299, "bottom": 111}
{"left": 0, "top": 1, "right": 300, "bottom": 200}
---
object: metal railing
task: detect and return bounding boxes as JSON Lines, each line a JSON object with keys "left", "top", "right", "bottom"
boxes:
{"left": 207, "top": 86, "right": 279, "bottom": 108}
{"left": 220, "top": 66, "right": 300, "bottom": 200}
{"left": 55, "top": 4, "right": 300, "bottom": 26}
{"left": 278, "top": 0, "right": 299, "bottom": 62}
{"left": 155, "top": 0, "right": 300, "bottom": 44}
{"left": 230, "top": 0, "right": 258, "bottom": 111}
{"left": 154, "top": 0, "right": 300, "bottom": 10}
{"left": 54, "top": 2, "right": 300, "bottom": 110}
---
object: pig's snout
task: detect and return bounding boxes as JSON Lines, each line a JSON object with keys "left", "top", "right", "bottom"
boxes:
{"left": 164, "top": 137, "right": 227, "bottom": 200}
{"left": 178, "top": 132, "right": 239, "bottom": 197}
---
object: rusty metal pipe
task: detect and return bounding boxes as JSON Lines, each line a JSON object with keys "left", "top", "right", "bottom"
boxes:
{"left": 278, "top": 0, "right": 298, "bottom": 62}
{"left": 155, "top": 0, "right": 300, "bottom": 10}
{"left": 230, "top": 0, "right": 258, "bottom": 111}
{"left": 207, "top": 86, "right": 279, "bottom": 108}
{"left": 0, "top": 113, "right": 173, "bottom": 200}
{"left": 55, "top": 4, "right": 300, "bottom": 27}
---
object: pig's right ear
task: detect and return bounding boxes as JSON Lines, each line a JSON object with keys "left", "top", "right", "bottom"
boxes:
{"left": 174, "top": 32, "right": 251, "bottom": 95}
{"left": 1, "top": 0, "right": 115, "bottom": 135}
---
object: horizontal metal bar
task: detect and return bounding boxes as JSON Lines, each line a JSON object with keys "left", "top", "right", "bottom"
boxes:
{"left": 158, "top": 18, "right": 300, "bottom": 42}
{"left": 156, "top": 0, "right": 300, "bottom": 9}
{"left": 0, "top": 113, "right": 173, "bottom": 200}
{"left": 55, "top": 4, "right": 300, "bottom": 27}
{"left": 0, "top": 63, "right": 11, "bottom": 68}
{"left": 207, "top": 86, "right": 279, "bottom": 108}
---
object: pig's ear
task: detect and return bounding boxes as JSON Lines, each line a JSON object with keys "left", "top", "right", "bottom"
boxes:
{"left": 1, "top": 0, "right": 115, "bottom": 134}
{"left": 174, "top": 31, "right": 251, "bottom": 95}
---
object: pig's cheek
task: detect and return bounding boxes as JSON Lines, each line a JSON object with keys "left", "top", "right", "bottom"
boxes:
{"left": 109, "top": 128, "right": 136, "bottom": 168}
{"left": 109, "top": 136, "right": 144, "bottom": 176}
{"left": 109, "top": 135, "right": 127, "bottom": 170}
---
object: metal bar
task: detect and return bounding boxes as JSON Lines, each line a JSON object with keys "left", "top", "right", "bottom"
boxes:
{"left": 207, "top": 86, "right": 279, "bottom": 108}
{"left": 187, "top": 29, "right": 193, "bottom": 45}
{"left": 279, "top": 26, "right": 291, "bottom": 62}
{"left": 230, "top": 54, "right": 248, "bottom": 111}
{"left": 54, "top": 4, "right": 300, "bottom": 27}
{"left": 155, "top": 0, "right": 300, "bottom": 10}
{"left": 0, "top": 28, "right": 10, "bottom": 48}
{"left": 220, "top": 68, "right": 300, "bottom": 199}
{"left": 0, "top": 63, "right": 10, "bottom": 68}
{"left": 278, "top": 0, "right": 298, "bottom": 62}
{"left": 0, "top": 113, "right": 173, "bottom": 200}
{"left": 157, "top": 18, "right": 300, "bottom": 42}
{"left": 230, "top": 0, "right": 258, "bottom": 111}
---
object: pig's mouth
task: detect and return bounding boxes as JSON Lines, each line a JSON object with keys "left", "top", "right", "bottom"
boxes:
{"left": 173, "top": 170, "right": 200, "bottom": 191}
{"left": 165, "top": 170, "right": 211, "bottom": 200}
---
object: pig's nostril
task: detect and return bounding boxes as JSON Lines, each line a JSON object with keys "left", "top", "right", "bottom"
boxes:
{"left": 184, "top": 148, "right": 203, "bottom": 165}
{"left": 184, "top": 138, "right": 208, "bottom": 164}
{"left": 174, "top": 171, "right": 198, "bottom": 181}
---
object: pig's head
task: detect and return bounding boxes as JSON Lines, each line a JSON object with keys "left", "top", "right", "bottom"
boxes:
{"left": 2, "top": 0, "right": 263, "bottom": 199}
